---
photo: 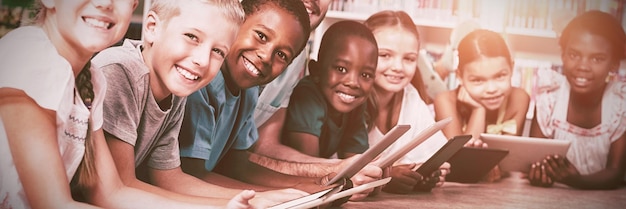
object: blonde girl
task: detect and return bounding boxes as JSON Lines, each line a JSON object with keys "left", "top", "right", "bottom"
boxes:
{"left": 0, "top": 0, "right": 252, "bottom": 208}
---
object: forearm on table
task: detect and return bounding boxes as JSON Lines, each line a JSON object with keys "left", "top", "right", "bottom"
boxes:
{"left": 564, "top": 169, "right": 624, "bottom": 190}
{"left": 249, "top": 151, "right": 339, "bottom": 177}
{"left": 565, "top": 135, "right": 626, "bottom": 190}
{"left": 215, "top": 150, "right": 319, "bottom": 188}
{"left": 123, "top": 172, "right": 231, "bottom": 205}
{"left": 149, "top": 167, "right": 240, "bottom": 201}
{"left": 254, "top": 141, "right": 334, "bottom": 163}
{"left": 92, "top": 183, "right": 225, "bottom": 209}
{"left": 85, "top": 132, "right": 225, "bottom": 209}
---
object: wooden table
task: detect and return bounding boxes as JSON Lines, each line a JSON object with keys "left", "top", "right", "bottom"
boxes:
{"left": 340, "top": 172, "right": 626, "bottom": 209}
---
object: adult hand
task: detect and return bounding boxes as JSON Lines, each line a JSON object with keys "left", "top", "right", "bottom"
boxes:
{"left": 382, "top": 164, "right": 423, "bottom": 194}
{"left": 528, "top": 161, "right": 554, "bottom": 187}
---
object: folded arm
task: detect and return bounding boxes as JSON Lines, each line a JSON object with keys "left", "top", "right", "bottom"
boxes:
{"left": 0, "top": 89, "right": 98, "bottom": 209}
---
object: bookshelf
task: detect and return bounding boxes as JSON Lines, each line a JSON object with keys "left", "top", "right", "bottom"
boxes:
{"left": 312, "top": 0, "right": 625, "bottom": 65}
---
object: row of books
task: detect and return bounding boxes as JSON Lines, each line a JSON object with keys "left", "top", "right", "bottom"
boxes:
{"left": 328, "top": 0, "right": 624, "bottom": 35}
{"left": 0, "top": 4, "right": 35, "bottom": 38}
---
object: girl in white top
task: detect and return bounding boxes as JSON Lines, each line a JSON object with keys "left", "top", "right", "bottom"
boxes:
{"left": 0, "top": 0, "right": 252, "bottom": 208}
{"left": 528, "top": 11, "right": 626, "bottom": 189}
{"left": 363, "top": 10, "right": 449, "bottom": 194}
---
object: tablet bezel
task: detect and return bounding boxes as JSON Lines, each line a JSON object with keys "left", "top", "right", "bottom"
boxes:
{"left": 480, "top": 133, "right": 571, "bottom": 172}
{"left": 324, "top": 124, "right": 411, "bottom": 186}
{"left": 415, "top": 135, "right": 472, "bottom": 176}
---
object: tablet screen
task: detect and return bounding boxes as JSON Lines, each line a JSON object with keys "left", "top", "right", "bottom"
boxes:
{"left": 415, "top": 135, "right": 472, "bottom": 176}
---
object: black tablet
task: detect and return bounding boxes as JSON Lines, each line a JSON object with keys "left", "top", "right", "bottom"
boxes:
{"left": 446, "top": 147, "right": 509, "bottom": 183}
{"left": 415, "top": 135, "right": 472, "bottom": 176}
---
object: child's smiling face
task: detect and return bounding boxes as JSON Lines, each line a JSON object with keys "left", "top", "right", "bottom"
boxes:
{"left": 459, "top": 56, "right": 512, "bottom": 111}
{"left": 562, "top": 30, "right": 617, "bottom": 95}
{"left": 373, "top": 26, "right": 419, "bottom": 93}
{"left": 45, "top": 0, "right": 137, "bottom": 54}
{"left": 316, "top": 35, "right": 377, "bottom": 113}
{"left": 225, "top": 4, "right": 307, "bottom": 90}
{"left": 145, "top": 2, "right": 239, "bottom": 98}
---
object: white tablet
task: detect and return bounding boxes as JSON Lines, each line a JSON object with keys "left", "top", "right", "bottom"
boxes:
{"left": 269, "top": 177, "right": 392, "bottom": 209}
{"left": 373, "top": 117, "right": 452, "bottom": 168}
{"left": 324, "top": 124, "right": 410, "bottom": 186}
{"left": 480, "top": 133, "right": 571, "bottom": 173}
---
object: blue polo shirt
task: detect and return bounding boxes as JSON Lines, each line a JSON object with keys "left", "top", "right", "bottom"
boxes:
{"left": 178, "top": 69, "right": 258, "bottom": 171}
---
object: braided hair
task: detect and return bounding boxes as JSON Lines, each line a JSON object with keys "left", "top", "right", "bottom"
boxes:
{"left": 72, "top": 61, "right": 98, "bottom": 189}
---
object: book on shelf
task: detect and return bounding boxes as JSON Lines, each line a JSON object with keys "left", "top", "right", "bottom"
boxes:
{"left": 327, "top": 0, "right": 623, "bottom": 37}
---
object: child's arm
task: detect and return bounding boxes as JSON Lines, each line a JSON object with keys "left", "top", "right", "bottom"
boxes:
{"left": 434, "top": 89, "right": 485, "bottom": 143}
{"left": 0, "top": 89, "right": 99, "bottom": 209}
{"left": 87, "top": 129, "right": 249, "bottom": 209}
{"left": 0, "top": 90, "right": 242, "bottom": 209}
{"left": 284, "top": 131, "right": 322, "bottom": 156}
{"left": 98, "top": 62, "right": 247, "bottom": 205}
{"left": 214, "top": 149, "right": 334, "bottom": 194}
{"left": 104, "top": 133, "right": 234, "bottom": 205}
{"left": 253, "top": 108, "right": 339, "bottom": 164}
{"left": 456, "top": 86, "right": 487, "bottom": 145}
{"left": 506, "top": 88, "right": 531, "bottom": 136}
{"left": 545, "top": 133, "right": 626, "bottom": 190}
{"left": 252, "top": 108, "right": 382, "bottom": 194}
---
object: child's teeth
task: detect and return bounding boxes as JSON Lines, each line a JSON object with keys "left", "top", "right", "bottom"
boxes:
{"left": 177, "top": 67, "right": 199, "bottom": 80}
{"left": 387, "top": 75, "right": 401, "bottom": 80}
{"left": 576, "top": 77, "right": 588, "bottom": 82}
{"left": 84, "top": 18, "right": 110, "bottom": 29}
{"left": 244, "top": 59, "right": 260, "bottom": 75}
{"left": 338, "top": 92, "right": 355, "bottom": 102}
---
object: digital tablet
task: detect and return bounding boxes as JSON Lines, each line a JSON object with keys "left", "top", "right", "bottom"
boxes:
{"left": 373, "top": 117, "right": 452, "bottom": 168}
{"left": 446, "top": 147, "right": 509, "bottom": 183}
{"left": 270, "top": 177, "right": 392, "bottom": 209}
{"left": 480, "top": 133, "right": 571, "bottom": 173}
{"left": 415, "top": 135, "right": 472, "bottom": 176}
{"left": 267, "top": 188, "right": 334, "bottom": 209}
{"left": 324, "top": 124, "right": 411, "bottom": 186}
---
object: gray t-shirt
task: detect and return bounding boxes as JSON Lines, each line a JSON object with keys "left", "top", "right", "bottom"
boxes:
{"left": 93, "top": 39, "right": 185, "bottom": 170}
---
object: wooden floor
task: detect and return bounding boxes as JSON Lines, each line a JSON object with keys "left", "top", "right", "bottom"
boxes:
{"left": 339, "top": 172, "right": 626, "bottom": 209}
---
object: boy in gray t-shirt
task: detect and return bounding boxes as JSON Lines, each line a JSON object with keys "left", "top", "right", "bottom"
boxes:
{"left": 93, "top": 0, "right": 304, "bottom": 207}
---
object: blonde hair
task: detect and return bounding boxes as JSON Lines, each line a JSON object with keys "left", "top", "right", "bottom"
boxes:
{"left": 151, "top": 0, "right": 244, "bottom": 25}
{"left": 363, "top": 10, "right": 427, "bottom": 129}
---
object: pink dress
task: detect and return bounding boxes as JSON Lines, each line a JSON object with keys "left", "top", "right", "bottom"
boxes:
{"left": 535, "top": 70, "right": 626, "bottom": 175}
